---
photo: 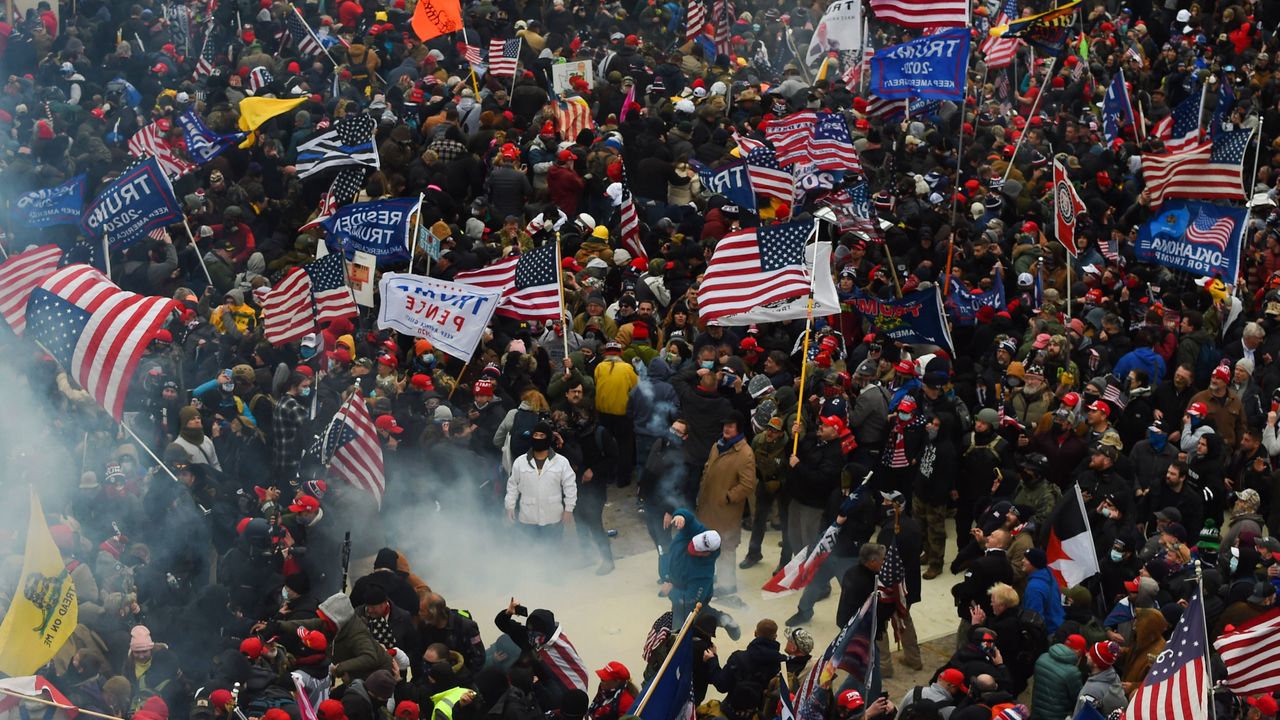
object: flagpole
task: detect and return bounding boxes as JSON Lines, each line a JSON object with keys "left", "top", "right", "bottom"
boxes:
{"left": 408, "top": 192, "right": 424, "bottom": 275}
{"left": 1249, "top": 119, "right": 1265, "bottom": 200}
{"left": 882, "top": 245, "right": 904, "bottom": 298}
{"left": 1000, "top": 65, "right": 1049, "bottom": 184}
{"left": 182, "top": 217, "right": 215, "bottom": 286}
{"left": 631, "top": 602, "right": 703, "bottom": 716}
{"left": 555, "top": 231, "right": 570, "bottom": 361}
{"left": 1194, "top": 559, "right": 1215, "bottom": 719}
{"left": 102, "top": 231, "right": 112, "bottom": 279}
{"left": 0, "top": 689, "right": 126, "bottom": 720}
{"left": 790, "top": 221, "right": 821, "bottom": 455}
{"left": 509, "top": 38, "right": 523, "bottom": 102}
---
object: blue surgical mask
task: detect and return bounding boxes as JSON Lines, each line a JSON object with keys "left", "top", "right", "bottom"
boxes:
{"left": 700, "top": 360, "right": 715, "bottom": 370}
{"left": 300, "top": 386, "right": 312, "bottom": 398}
{"left": 1229, "top": 556, "right": 1239, "bottom": 573}
{"left": 1110, "top": 550, "right": 1124, "bottom": 563}
{"left": 1101, "top": 507, "right": 1114, "bottom": 518}
{"left": 898, "top": 412, "right": 912, "bottom": 421}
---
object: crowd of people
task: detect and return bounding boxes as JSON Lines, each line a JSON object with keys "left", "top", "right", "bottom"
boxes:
{"left": 3, "top": 0, "right": 1280, "bottom": 719}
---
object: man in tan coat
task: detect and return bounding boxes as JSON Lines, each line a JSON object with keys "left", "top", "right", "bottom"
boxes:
{"left": 697, "top": 412, "right": 756, "bottom": 601}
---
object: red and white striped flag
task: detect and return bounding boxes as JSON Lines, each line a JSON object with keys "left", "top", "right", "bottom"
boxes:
{"left": 488, "top": 38, "right": 521, "bottom": 78}
{"left": 744, "top": 146, "right": 795, "bottom": 204}
{"left": 1213, "top": 607, "right": 1280, "bottom": 695}
{"left": 554, "top": 98, "right": 594, "bottom": 143}
{"left": 537, "top": 627, "right": 589, "bottom": 693}
{"left": 260, "top": 253, "right": 357, "bottom": 345}
{"left": 1125, "top": 589, "right": 1209, "bottom": 720}
{"left": 463, "top": 43, "right": 484, "bottom": 67}
{"left": 697, "top": 220, "right": 812, "bottom": 324}
{"left": 712, "top": 0, "right": 731, "bottom": 56}
{"left": 842, "top": 46, "right": 875, "bottom": 87}
{"left": 26, "top": 265, "right": 178, "bottom": 420}
{"left": 1140, "top": 129, "right": 1252, "bottom": 207}
{"left": 0, "top": 676, "right": 76, "bottom": 720}
{"left": 0, "top": 244, "right": 63, "bottom": 337}
{"left": 453, "top": 243, "right": 561, "bottom": 320}
{"left": 764, "top": 111, "right": 818, "bottom": 166}
{"left": 127, "top": 121, "right": 197, "bottom": 179}
{"left": 685, "top": 0, "right": 706, "bottom": 43}
{"left": 762, "top": 523, "right": 839, "bottom": 597}
{"left": 311, "top": 394, "right": 385, "bottom": 506}
{"left": 980, "top": 0, "right": 1021, "bottom": 69}
{"left": 869, "top": 0, "right": 967, "bottom": 28}
{"left": 731, "top": 130, "right": 765, "bottom": 154}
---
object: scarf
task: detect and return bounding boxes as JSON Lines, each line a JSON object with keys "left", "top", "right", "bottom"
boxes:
{"left": 179, "top": 427, "right": 206, "bottom": 445}
{"left": 717, "top": 433, "right": 744, "bottom": 453}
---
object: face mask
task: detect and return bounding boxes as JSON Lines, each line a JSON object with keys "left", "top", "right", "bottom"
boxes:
{"left": 282, "top": 588, "right": 291, "bottom": 602}
{"left": 1110, "top": 550, "right": 1124, "bottom": 563}
{"left": 926, "top": 425, "right": 938, "bottom": 441}
{"left": 700, "top": 360, "right": 715, "bottom": 370}
{"left": 664, "top": 351, "right": 679, "bottom": 363}
{"left": 300, "top": 386, "right": 312, "bottom": 398}
{"left": 1148, "top": 431, "right": 1168, "bottom": 452}
{"left": 1229, "top": 556, "right": 1239, "bottom": 573}
{"left": 221, "top": 382, "right": 235, "bottom": 393}
{"left": 530, "top": 436, "right": 551, "bottom": 452}
{"left": 898, "top": 412, "right": 912, "bottom": 421}
{"left": 300, "top": 346, "right": 318, "bottom": 360}
{"left": 1101, "top": 507, "right": 1113, "bottom": 518}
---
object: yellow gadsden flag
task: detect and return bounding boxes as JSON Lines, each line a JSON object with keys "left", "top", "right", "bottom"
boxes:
{"left": 0, "top": 489, "right": 78, "bottom": 675}
{"left": 237, "top": 96, "right": 308, "bottom": 148}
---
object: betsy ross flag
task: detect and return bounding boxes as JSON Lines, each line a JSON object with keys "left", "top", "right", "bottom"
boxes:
{"left": 302, "top": 166, "right": 367, "bottom": 231}
{"left": 0, "top": 244, "right": 63, "bottom": 336}
{"left": 287, "top": 5, "right": 326, "bottom": 58}
{"left": 488, "top": 38, "right": 521, "bottom": 78}
{"left": 454, "top": 243, "right": 561, "bottom": 320}
{"left": 981, "top": 0, "right": 1021, "bottom": 69}
{"left": 630, "top": 611, "right": 696, "bottom": 720}
{"left": 1141, "top": 128, "right": 1252, "bottom": 207}
{"left": 295, "top": 113, "right": 379, "bottom": 178}
{"left": 685, "top": 0, "right": 706, "bottom": 43}
{"left": 259, "top": 253, "right": 357, "bottom": 345}
{"left": 698, "top": 221, "right": 812, "bottom": 324}
{"left": 1045, "top": 484, "right": 1100, "bottom": 589}
{"left": 310, "top": 394, "right": 385, "bottom": 507}
{"left": 1125, "top": 589, "right": 1210, "bottom": 720}
{"left": 1053, "top": 158, "right": 1085, "bottom": 256}
{"left": 763, "top": 523, "right": 839, "bottom": 598}
{"left": 128, "top": 121, "right": 197, "bottom": 179}
{"left": 26, "top": 265, "right": 178, "bottom": 420}
{"left": 1213, "top": 607, "right": 1280, "bottom": 694}
{"left": 869, "top": 0, "right": 965, "bottom": 27}
{"left": 1153, "top": 85, "right": 1202, "bottom": 152}
{"left": 745, "top": 146, "right": 796, "bottom": 204}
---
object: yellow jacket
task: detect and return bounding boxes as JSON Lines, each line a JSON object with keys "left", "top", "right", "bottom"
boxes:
{"left": 210, "top": 302, "right": 259, "bottom": 335}
{"left": 593, "top": 357, "right": 637, "bottom": 415}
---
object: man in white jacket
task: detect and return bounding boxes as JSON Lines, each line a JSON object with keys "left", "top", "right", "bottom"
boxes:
{"left": 505, "top": 421, "right": 577, "bottom": 542}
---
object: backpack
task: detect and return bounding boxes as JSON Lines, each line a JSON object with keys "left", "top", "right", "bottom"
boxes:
{"left": 1194, "top": 343, "right": 1223, "bottom": 386}
{"left": 1015, "top": 608, "right": 1050, "bottom": 666}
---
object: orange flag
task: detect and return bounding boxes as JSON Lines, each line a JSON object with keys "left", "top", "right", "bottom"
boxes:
{"left": 411, "top": 0, "right": 462, "bottom": 41}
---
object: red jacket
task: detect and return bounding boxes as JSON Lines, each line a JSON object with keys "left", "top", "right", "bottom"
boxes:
{"left": 547, "top": 164, "right": 585, "bottom": 216}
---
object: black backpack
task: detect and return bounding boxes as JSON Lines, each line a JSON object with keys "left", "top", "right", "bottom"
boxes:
{"left": 1015, "top": 608, "right": 1050, "bottom": 666}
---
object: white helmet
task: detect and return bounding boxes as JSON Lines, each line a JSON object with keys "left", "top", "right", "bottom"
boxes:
{"left": 576, "top": 213, "right": 596, "bottom": 232}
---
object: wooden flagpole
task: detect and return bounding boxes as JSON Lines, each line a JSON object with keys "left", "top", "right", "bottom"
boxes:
{"left": 555, "top": 231, "right": 570, "bottom": 361}
{"left": 631, "top": 602, "right": 703, "bottom": 716}
{"left": 790, "top": 220, "right": 821, "bottom": 455}
{"left": 182, "top": 217, "right": 215, "bottom": 286}
{"left": 0, "top": 689, "right": 126, "bottom": 720}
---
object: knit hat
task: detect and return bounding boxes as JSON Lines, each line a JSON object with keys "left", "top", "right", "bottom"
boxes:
{"left": 1025, "top": 548, "right": 1048, "bottom": 569}
{"left": 364, "top": 669, "right": 397, "bottom": 698}
{"left": 130, "top": 625, "right": 155, "bottom": 652}
{"left": 1088, "top": 641, "right": 1120, "bottom": 668}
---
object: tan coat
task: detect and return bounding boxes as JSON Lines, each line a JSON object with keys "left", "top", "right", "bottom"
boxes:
{"left": 696, "top": 438, "right": 756, "bottom": 551}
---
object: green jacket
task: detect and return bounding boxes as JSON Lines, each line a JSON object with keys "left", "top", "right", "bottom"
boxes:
{"left": 752, "top": 430, "right": 789, "bottom": 490}
{"left": 1030, "top": 644, "right": 1083, "bottom": 720}
{"left": 548, "top": 351, "right": 596, "bottom": 404}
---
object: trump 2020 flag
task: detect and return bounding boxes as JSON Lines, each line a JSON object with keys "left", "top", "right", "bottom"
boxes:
{"left": 1046, "top": 484, "right": 1100, "bottom": 589}
{"left": 945, "top": 273, "right": 1006, "bottom": 326}
{"left": 176, "top": 110, "right": 246, "bottom": 165}
{"left": 1125, "top": 589, "right": 1209, "bottom": 720}
{"left": 13, "top": 176, "right": 85, "bottom": 229}
{"left": 847, "top": 287, "right": 955, "bottom": 354}
{"left": 0, "top": 489, "right": 78, "bottom": 676}
{"left": 321, "top": 197, "right": 419, "bottom": 265}
{"left": 80, "top": 157, "right": 183, "bottom": 251}
{"left": 693, "top": 160, "right": 756, "bottom": 211}
{"left": 1102, "top": 70, "right": 1136, "bottom": 145}
{"left": 629, "top": 612, "right": 695, "bottom": 720}
{"left": 1135, "top": 199, "right": 1246, "bottom": 283}
{"left": 870, "top": 28, "right": 969, "bottom": 101}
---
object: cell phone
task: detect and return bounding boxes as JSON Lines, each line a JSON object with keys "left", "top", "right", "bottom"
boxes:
{"left": 878, "top": 692, "right": 889, "bottom": 701}
{"left": 514, "top": 604, "right": 529, "bottom": 616}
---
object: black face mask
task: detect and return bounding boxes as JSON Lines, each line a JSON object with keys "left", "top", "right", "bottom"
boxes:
{"left": 530, "top": 436, "right": 552, "bottom": 452}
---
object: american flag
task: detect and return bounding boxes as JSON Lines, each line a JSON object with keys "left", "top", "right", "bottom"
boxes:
{"left": 981, "top": 0, "right": 1022, "bottom": 69}
{"left": 26, "top": 265, "right": 178, "bottom": 420}
{"left": 1141, "top": 128, "right": 1252, "bottom": 206}
{"left": 463, "top": 43, "right": 485, "bottom": 69}
{"left": 712, "top": 0, "right": 731, "bottom": 56}
{"left": 765, "top": 111, "right": 818, "bottom": 166}
{"left": 247, "top": 66, "right": 273, "bottom": 94}
{"left": 796, "top": 593, "right": 877, "bottom": 720}
{"left": 260, "top": 253, "right": 357, "bottom": 345}
{"left": 1100, "top": 235, "right": 1120, "bottom": 263}
{"left": 993, "top": 71, "right": 1013, "bottom": 113}
{"left": 1213, "top": 607, "right": 1280, "bottom": 695}
{"left": 302, "top": 167, "right": 366, "bottom": 231}
{"left": 642, "top": 611, "right": 673, "bottom": 662}
{"left": 685, "top": 0, "right": 706, "bottom": 43}
{"left": 697, "top": 220, "right": 812, "bottom": 324}
{"left": 295, "top": 113, "right": 379, "bottom": 178}
{"left": 617, "top": 173, "right": 645, "bottom": 260}
{"left": 554, "top": 98, "right": 594, "bottom": 142}
{"left": 731, "top": 130, "right": 765, "bottom": 154}
{"left": 869, "top": 0, "right": 967, "bottom": 27}
{"left": 287, "top": 5, "right": 325, "bottom": 59}
{"left": 762, "top": 523, "right": 838, "bottom": 597}
{"left": 811, "top": 112, "right": 862, "bottom": 173}
{"left": 1186, "top": 205, "right": 1236, "bottom": 252}
{"left": 128, "top": 122, "right": 197, "bottom": 179}
{"left": 1101, "top": 375, "right": 1128, "bottom": 410}
{"left": 745, "top": 146, "right": 794, "bottom": 204}
{"left": 194, "top": 31, "right": 216, "bottom": 77}
{"left": 1124, "top": 589, "right": 1209, "bottom": 720}
{"left": 842, "top": 46, "right": 875, "bottom": 87}
{"left": 453, "top": 243, "right": 561, "bottom": 320}
{"left": 864, "top": 95, "right": 939, "bottom": 122}
{"left": 0, "top": 244, "right": 63, "bottom": 336}
{"left": 488, "top": 38, "right": 520, "bottom": 79}
{"left": 1153, "top": 87, "right": 1201, "bottom": 152}
{"left": 537, "top": 631, "right": 589, "bottom": 693}
{"left": 310, "top": 393, "right": 385, "bottom": 506}
{"left": 819, "top": 184, "right": 881, "bottom": 240}
{"left": 876, "top": 540, "right": 908, "bottom": 617}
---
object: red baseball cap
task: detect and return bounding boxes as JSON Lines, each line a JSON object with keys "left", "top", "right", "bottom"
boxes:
{"left": 1187, "top": 401, "right": 1209, "bottom": 417}
{"left": 374, "top": 415, "right": 404, "bottom": 434}
{"left": 289, "top": 495, "right": 320, "bottom": 513}
{"left": 1087, "top": 400, "right": 1110, "bottom": 416}
{"left": 1247, "top": 695, "right": 1279, "bottom": 718}
{"left": 836, "top": 690, "right": 864, "bottom": 710}
{"left": 240, "top": 636, "right": 265, "bottom": 659}
{"left": 939, "top": 668, "right": 968, "bottom": 693}
{"left": 595, "top": 661, "right": 630, "bottom": 682}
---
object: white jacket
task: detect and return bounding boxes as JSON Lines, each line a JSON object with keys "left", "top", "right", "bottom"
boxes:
{"left": 505, "top": 451, "right": 577, "bottom": 526}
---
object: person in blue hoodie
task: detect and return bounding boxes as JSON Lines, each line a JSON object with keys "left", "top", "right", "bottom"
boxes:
{"left": 1020, "top": 548, "right": 1065, "bottom": 634}
{"left": 1111, "top": 327, "right": 1167, "bottom": 387}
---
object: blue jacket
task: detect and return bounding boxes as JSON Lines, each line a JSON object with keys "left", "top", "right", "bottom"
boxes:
{"left": 665, "top": 508, "right": 717, "bottom": 605}
{"left": 1112, "top": 347, "right": 1167, "bottom": 387}
{"left": 628, "top": 357, "right": 680, "bottom": 438}
{"left": 1023, "top": 567, "right": 1065, "bottom": 634}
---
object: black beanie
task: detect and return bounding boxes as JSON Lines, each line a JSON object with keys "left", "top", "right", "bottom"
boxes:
{"left": 374, "top": 547, "right": 399, "bottom": 570}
